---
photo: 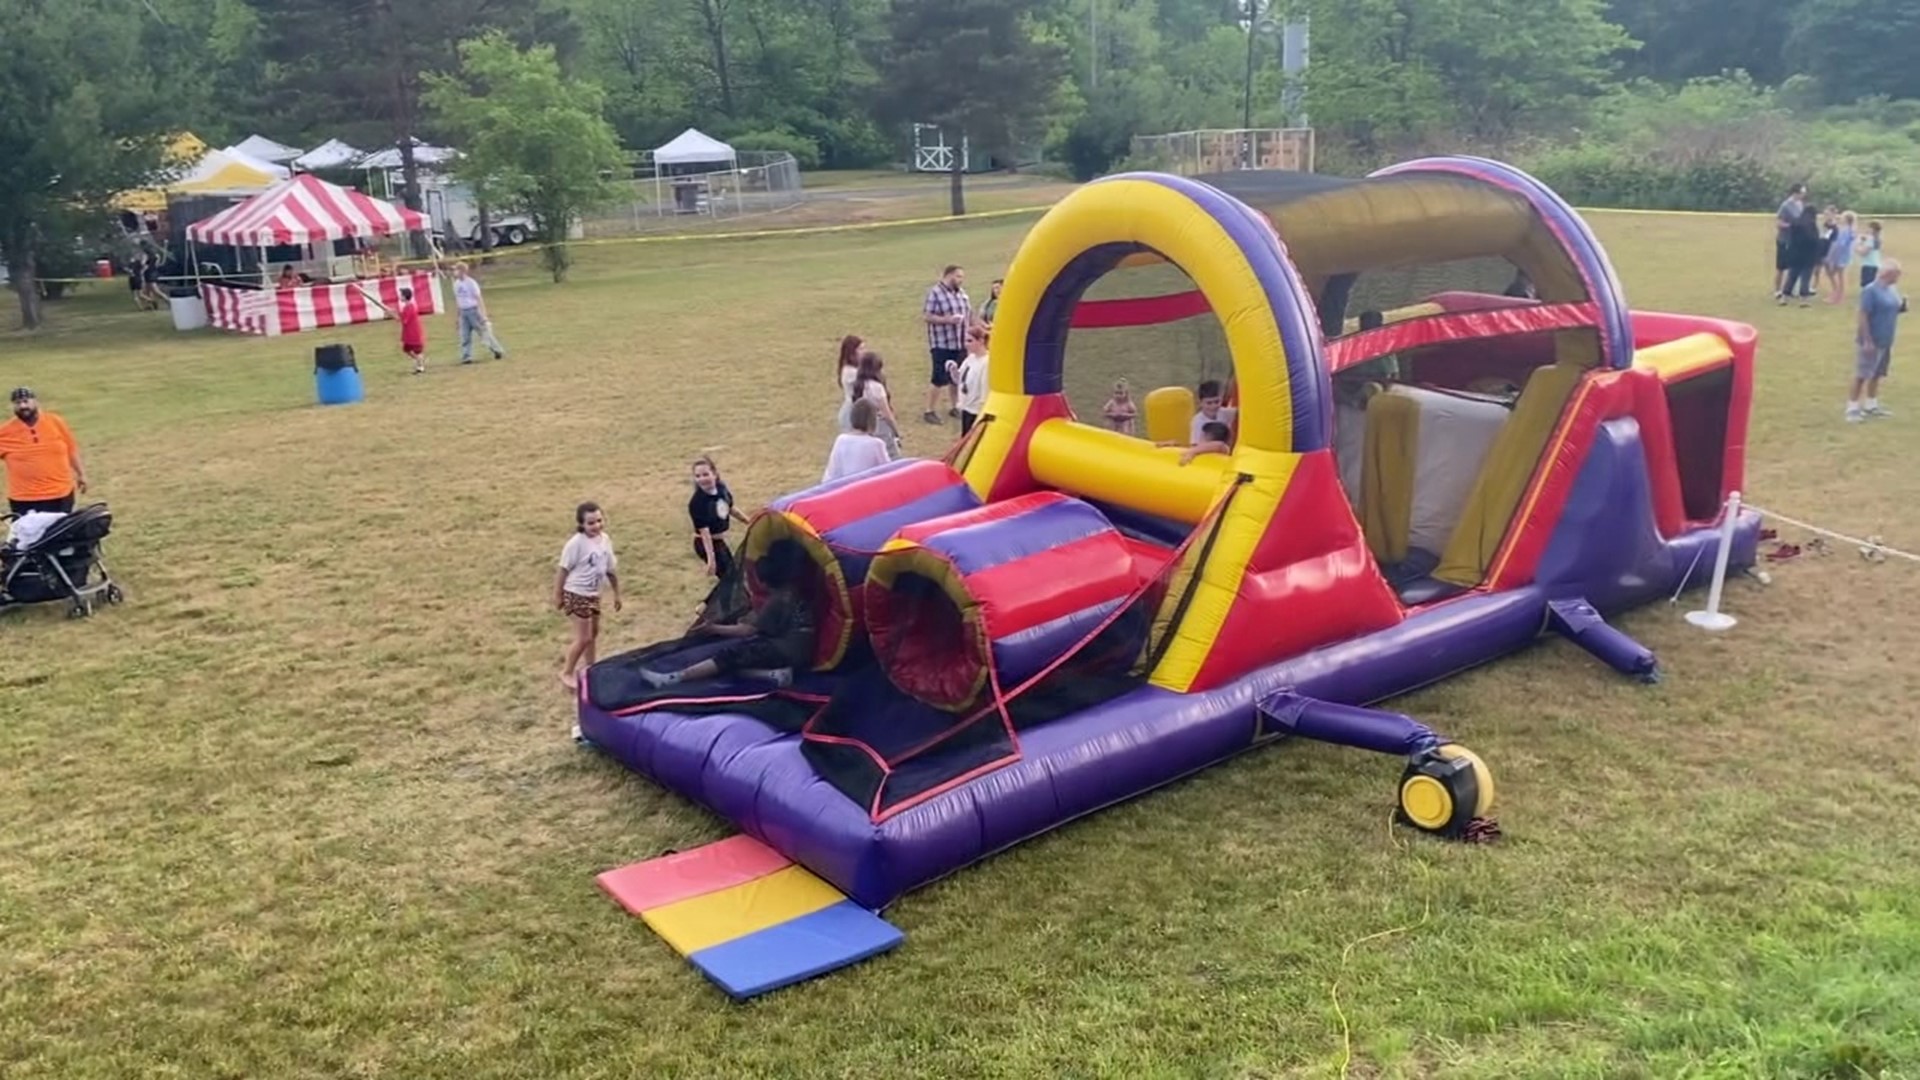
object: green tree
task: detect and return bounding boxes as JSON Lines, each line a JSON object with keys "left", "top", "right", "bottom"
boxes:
{"left": 426, "top": 32, "right": 624, "bottom": 282}
{"left": 135, "top": 0, "right": 273, "bottom": 144}
{"left": 1302, "top": 0, "right": 1633, "bottom": 153}
{"left": 1788, "top": 0, "right": 1920, "bottom": 104}
{"left": 564, "top": 0, "right": 890, "bottom": 167}
{"left": 0, "top": 0, "right": 166, "bottom": 329}
{"left": 250, "top": 0, "right": 546, "bottom": 210}
{"left": 1607, "top": 0, "right": 1791, "bottom": 86}
{"left": 876, "top": 0, "right": 1070, "bottom": 214}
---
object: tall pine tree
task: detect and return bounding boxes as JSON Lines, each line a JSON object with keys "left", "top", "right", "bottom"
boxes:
{"left": 876, "top": 0, "right": 1068, "bottom": 215}
{"left": 250, "top": 0, "right": 541, "bottom": 210}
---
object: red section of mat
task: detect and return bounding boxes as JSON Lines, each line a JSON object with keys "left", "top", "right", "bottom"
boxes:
{"left": 597, "top": 836, "right": 793, "bottom": 914}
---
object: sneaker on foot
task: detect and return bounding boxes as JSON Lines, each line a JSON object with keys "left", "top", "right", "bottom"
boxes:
{"left": 1865, "top": 404, "right": 1892, "bottom": 418}
{"left": 1846, "top": 407, "right": 1865, "bottom": 423}
{"left": 921, "top": 411, "right": 941, "bottom": 424}
{"left": 571, "top": 723, "right": 590, "bottom": 746}
{"left": 947, "top": 407, "right": 959, "bottom": 418}
{"left": 492, "top": 349, "right": 505, "bottom": 360}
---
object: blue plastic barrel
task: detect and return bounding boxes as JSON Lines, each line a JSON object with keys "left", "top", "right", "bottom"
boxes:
{"left": 314, "top": 344, "right": 363, "bottom": 406}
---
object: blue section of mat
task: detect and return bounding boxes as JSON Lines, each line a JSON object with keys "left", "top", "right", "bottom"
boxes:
{"left": 687, "top": 900, "right": 904, "bottom": 1000}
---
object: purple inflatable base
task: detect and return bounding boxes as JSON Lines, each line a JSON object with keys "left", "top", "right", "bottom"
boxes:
{"left": 580, "top": 419, "right": 1761, "bottom": 909}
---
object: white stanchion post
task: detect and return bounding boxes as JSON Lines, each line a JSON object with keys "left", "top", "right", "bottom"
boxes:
{"left": 1686, "top": 490, "right": 1741, "bottom": 631}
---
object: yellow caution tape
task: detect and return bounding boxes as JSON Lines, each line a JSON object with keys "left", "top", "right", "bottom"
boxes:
{"left": 32, "top": 203, "right": 1055, "bottom": 283}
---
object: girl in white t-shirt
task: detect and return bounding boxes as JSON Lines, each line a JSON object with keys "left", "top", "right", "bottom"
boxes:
{"left": 555, "top": 501, "right": 621, "bottom": 692}
{"left": 945, "top": 326, "right": 990, "bottom": 435}
{"left": 851, "top": 352, "right": 901, "bottom": 458}
{"left": 834, "top": 334, "right": 864, "bottom": 431}
{"left": 824, "top": 399, "right": 894, "bottom": 482}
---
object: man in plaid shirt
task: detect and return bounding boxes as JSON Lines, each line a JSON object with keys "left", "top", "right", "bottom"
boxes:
{"left": 921, "top": 264, "right": 971, "bottom": 424}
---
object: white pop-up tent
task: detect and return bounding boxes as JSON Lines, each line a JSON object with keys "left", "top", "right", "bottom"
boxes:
{"left": 292, "top": 139, "right": 364, "bottom": 171}
{"left": 356, "top": 140, "right": 459, "bottom": 171}
{"left": 232, "top": 134, "right": 304, "bottom": 165}
{"left": 654, "top": 128, "right": 737, "bottom": 169}
{"left": 356, "top": 140, "right": 462, "bottom": 201}
{"left": 651, "top": 128, "right": 737, "bottom": 215}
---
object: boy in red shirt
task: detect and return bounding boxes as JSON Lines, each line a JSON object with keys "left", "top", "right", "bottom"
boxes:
{"left": 397, "top": 286, "right": 427, "bottom": 374}
{"left": 369, "top": 286, "right": 428, "bottom": 374}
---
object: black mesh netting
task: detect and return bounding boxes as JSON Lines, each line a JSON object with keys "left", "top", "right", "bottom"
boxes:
{"left": 1333, "top": 256, "right": 1524, "bottom": 336}
{"left": 1060, "top": 258, "right": 1231, "bottom": 423}
{"left": 583, "top": 466, "right": 1241, "bottom": 824}
{"left": 584, "top": 546, "right": 826, "bottom": 729}
{"left": 800, "top": 484, "right": 1239, "bottom": 820}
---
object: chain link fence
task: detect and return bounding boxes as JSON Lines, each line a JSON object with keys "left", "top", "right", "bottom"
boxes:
{"left": 1127, "top": 128, "right": 1316, "bottom": 177}
{"left": 586, "top": 151, "right": 806, "bottom": 237}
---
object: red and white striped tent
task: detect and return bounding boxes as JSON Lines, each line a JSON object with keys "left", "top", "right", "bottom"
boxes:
{"left": 187, "top": 173, "right": 427, "bottom": 245}
{"left": 186, "top": 174, "right": 444, "bottom": 337}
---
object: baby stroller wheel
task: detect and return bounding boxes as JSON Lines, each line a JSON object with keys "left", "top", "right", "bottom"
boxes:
{"left": 105, "top": 585, "right": 125, "bottom": 605}
{"left": 68, "top": 599, "right": 92, "bottom": 619}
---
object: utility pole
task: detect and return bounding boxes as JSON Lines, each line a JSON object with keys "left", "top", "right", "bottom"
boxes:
{"left": 1242, "top": 0, "right": 1259, "bottom": 131}
{"left": 1282, "top": 14, "right": 1309, "bottom": 128}
{"left": 1089, "top": 0, "right": 1099, "bottom": 90}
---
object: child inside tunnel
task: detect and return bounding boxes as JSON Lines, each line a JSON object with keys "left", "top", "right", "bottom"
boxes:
{"left": 643, "top": 540, "right": 820, "bottom": 689}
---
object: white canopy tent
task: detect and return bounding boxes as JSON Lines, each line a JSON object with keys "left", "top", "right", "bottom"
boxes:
{"left": 357, "top": 140, "right": 462, "bottom": 202}
{"left": 357, "top": 141, "right": 459, "bottom": 171}
{"left": 651, "top": 128, "right": 737, "bottom": 216}
{"left": 232, "top": 134, "right": 304, "bottom": 164}
{"left": 653, "top": 128, "right": 737, "bottom": 168}
{"left": 292, "top": 139, "right": 364, "bottom": 171}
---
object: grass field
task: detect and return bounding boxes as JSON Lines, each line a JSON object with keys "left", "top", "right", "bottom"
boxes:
{"left": 3, "top": 203, "right": 1920, "bottom": 1080}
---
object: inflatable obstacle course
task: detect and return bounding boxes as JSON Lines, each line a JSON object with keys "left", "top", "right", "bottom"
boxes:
{"left": 597, "top": 835, "right": 903, "bottom": 999}
{"left": 581, "top": 156, "right": 1761, "bottom": 916}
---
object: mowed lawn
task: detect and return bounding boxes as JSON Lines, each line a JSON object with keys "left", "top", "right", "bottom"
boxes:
{"left": 3, "top": 206, "right": 1919, "bottom": 1080}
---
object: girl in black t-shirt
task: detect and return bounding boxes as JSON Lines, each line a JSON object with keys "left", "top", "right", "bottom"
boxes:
{"left": 689, "top": 455, "right": 748, "bottom": 578}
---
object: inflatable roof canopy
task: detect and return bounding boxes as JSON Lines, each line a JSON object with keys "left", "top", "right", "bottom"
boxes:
{"left": 581, "top": 158, "right": 1760, "bottom": 912}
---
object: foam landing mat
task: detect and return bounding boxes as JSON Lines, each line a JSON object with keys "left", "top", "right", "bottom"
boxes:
{"left": 597, "top": 835, "right": 903, "bottom": 1000}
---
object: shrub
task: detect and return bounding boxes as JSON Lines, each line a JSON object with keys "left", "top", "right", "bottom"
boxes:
{"left": 726, "top": 127, "right": 823, "bottom": 170}
{"left": 1526, "top": 146, "right": 1786, "bottom": 211}
{"left": 805, "top": 117, "right": 895, "bottom": 170}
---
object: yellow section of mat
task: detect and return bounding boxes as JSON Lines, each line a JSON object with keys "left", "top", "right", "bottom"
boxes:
{"left": 639, "top": 864, "right": 846, "bottom": 956}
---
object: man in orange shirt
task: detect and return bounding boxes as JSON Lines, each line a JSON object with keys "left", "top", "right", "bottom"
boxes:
{"left": 1, "top": 388, "right": 88, "bottom": 515}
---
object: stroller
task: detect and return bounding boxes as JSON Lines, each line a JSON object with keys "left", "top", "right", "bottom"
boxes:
{"left": 1, "top": 503, "right": 124, "bottom": 618}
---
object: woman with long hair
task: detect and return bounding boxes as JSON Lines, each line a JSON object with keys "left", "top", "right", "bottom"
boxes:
{"left": 834, "top": 334, "right": 864, "bottom": 431}
{"left": 851, "top": 352, "right": 902, "bottom": 459}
